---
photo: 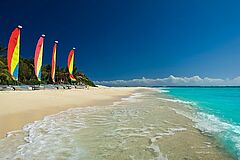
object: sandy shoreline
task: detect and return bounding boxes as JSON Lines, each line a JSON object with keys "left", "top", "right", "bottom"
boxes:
{"left": 153, "top": 93, "right": 234, "bottom": 159}
{"left": 0, "top": 87, "right": 235, "bottom": 159}
{"left": 0, "top": 86, "right": 150, "bottom": 138}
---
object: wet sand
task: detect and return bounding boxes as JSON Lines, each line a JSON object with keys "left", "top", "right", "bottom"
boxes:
{"left": 0, "top": 86, "right": 149, "bottom": 138}
{"left": 150, "top": 94, "right": 234, "bottom": 159}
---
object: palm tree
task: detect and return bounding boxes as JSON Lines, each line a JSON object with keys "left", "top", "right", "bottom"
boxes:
{"left": 0, "top": 57, "right": 13, "bottom": 84}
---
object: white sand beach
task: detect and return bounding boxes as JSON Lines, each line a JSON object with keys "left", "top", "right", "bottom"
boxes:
{"left": 0, "top": 86, "right": 149, "bottom": 138}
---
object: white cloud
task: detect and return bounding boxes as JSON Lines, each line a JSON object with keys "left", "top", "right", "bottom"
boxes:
{"left": 94, "top": 75, "right": 240, "bottom": 86}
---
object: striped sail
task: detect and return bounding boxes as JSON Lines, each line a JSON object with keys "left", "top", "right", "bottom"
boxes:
{"left": 7, "top": 25, "right": 22, "bottom": 81}
{"left": 67, "top": 48, "right": 76, "bottom": 81}
{"left": 51, "top": 41, "right": 58, "bottom": 83}
{"left": 34, "top": 35, "right": 45, "bottom": 81}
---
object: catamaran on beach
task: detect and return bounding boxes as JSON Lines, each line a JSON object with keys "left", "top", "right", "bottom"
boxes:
{"left": 1, "top": 1, "right": 240, "bottom": 159}
{"left": 2, "top": 25, "right": 90, "bottom": 90}
{"left": 0, "top": 25, "right": 239, "bottom": 160}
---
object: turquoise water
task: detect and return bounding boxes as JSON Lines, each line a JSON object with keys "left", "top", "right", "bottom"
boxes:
{"left": 163, "top": 87, "right": 240, "bottom": 159}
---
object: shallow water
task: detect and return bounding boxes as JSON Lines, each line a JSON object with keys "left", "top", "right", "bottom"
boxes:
{"left": 164, "top": 87, "right": 240, "bottom": 159}
{"left": 0, "top": 91, "right": 234, "bottom": 160}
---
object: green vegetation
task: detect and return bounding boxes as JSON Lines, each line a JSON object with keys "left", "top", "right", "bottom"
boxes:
{"left": 0, "top": 44, "right": 96, "bottom": 86}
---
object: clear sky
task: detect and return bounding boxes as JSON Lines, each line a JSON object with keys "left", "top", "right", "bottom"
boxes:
{"left": 1, "top": 0, "right": 240, "bottom": 81}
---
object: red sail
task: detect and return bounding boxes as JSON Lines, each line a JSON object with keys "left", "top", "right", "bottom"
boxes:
{"left": 67, "top": 48, "right": 76, "bottom": 81}
{"left": 51, "top": 41, "right": 58, "bottom": 83}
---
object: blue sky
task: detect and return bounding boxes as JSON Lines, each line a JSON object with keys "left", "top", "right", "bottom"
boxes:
{"left": 1, "top": 0, "right": 240, "bottom": 81}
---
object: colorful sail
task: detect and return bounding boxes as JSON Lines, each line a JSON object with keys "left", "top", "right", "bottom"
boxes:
{"left": 51, "top": 41, "right": 58, "bottom": 83}
{"left": 67, "top": 48, "right": 76, "bottom": 81}
{"left": 7, "top": 25, "right": 22, "bottom": 81}
{"left": 34, "top": 34, "right": 45, "bottom": 81}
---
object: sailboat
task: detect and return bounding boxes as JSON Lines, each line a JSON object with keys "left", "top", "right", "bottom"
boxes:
{"left": 67, "top": 48, "right": 76, "bottom": 81}
{"left": 7, "top": 25, "right": 22, "bottom": 81}
{"left": 34, "top": 34, "right": 45, "bottom": 81}
{"left": 51, "top": 41, "right": 58, "bottom": 83}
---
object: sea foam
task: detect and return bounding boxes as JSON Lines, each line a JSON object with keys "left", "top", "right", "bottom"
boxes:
{"left": 11, "top": 107, "right": 95, "bottom": 160}
{"left": 171, "top": 107, "right": 240, "bottom": 159}
{"left": 157, "top": 97, "right": 196, "bottom": 105}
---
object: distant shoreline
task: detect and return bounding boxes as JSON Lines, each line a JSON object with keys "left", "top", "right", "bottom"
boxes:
{"left": 96, "top": 85, "right": 240, "bottom": 88}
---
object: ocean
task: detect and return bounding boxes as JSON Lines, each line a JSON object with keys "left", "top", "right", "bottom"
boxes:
{"left": 0, "top": 87, "right": 238, "bottom": 159}
{"left": 164, "top": 87, "right": 240, "bottom": 159}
